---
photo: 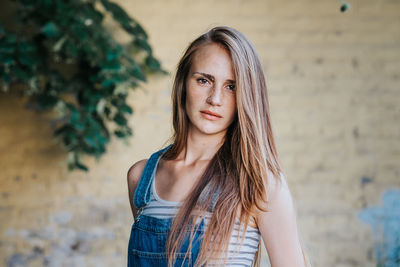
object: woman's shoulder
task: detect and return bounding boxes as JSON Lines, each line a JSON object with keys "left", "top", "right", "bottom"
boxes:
{"left": 127, "top": 145, "right": 171, "bottom": 191}
{"left": 265, "top": 170, "right": 288, "bottom": 195}
{"left": 127, "top": 159, "right": 148, "bottom": 216}
{"left": 127, "top": 159, "right": 148, "bottom": 191}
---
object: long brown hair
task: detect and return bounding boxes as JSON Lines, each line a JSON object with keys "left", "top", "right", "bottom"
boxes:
{"left": 163, "top": 26, "right": 284, "bottom": 266}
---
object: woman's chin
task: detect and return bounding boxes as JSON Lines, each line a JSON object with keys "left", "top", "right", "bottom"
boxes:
{"left": 189, "top": 125, "right": 227, "bottom": 137}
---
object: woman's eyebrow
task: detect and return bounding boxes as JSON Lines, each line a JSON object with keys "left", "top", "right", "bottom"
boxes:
{"left": 193, "top": 72, "right": 215, "bottom": 82}
{"left": 193, "top": 72, "right": 235, "bottom": 83}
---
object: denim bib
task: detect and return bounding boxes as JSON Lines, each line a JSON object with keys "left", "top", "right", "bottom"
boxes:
{"left": 127, "top": 145, "right": 206, "bottom": 267}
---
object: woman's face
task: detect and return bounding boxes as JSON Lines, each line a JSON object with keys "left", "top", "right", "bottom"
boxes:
{"left": 185, "top": 43, "right": 237, "bottom": 137}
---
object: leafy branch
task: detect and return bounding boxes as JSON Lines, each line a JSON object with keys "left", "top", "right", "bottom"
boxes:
{"left": 0, "top": 0, "right": 167, "bottom": 171}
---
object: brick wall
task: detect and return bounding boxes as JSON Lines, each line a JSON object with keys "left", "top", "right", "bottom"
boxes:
{"left": 0, "top": 0, "right": 399, "bottom": 266}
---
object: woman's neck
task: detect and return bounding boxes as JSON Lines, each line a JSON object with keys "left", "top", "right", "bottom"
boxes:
{"left": 178, "top": 128, "right": 225, "bottom": 164}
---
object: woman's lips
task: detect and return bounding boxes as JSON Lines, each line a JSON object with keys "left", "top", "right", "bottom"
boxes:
{"left": 200, "top": 110, "right": 222, "bottom": 121}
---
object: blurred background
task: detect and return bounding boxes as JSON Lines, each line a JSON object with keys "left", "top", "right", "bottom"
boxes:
{"left": 0, "top": 0, "right": 399, "bottom": 266}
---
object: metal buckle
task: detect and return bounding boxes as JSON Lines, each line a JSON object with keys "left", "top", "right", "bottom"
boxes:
{"left": 134, "top": 207, "right": 143, "bottom": 223}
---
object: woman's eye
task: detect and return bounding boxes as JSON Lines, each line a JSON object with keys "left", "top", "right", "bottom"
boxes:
{"left": 227, "top": 84, "right": 236, "bottom": 91}
{"left": 197, "top": 78, "right": 209, "bottom": 85}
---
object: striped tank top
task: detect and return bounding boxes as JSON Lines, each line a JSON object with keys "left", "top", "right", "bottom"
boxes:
{"left": 141, "top": 175, "right": 262, "bottom": 266}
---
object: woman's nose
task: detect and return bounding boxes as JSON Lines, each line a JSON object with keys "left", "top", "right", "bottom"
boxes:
{"left": 206, "top": 86, "right": 222, "bottom": 106}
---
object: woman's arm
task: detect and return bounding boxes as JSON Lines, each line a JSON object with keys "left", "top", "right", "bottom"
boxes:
{"left": 127, "top": 159, "right": 147, "bottom": 219}
{"left": 256, "top": 172, "right": 306, "bottom": 267}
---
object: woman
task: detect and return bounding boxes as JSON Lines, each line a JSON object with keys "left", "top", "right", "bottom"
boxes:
{"left": 127, "top": 26, "right": 308, "bottom": 267}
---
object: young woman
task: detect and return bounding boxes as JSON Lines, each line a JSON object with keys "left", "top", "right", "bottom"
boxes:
{"left": 127, "top": 26, "right": 308, "bottom": 267}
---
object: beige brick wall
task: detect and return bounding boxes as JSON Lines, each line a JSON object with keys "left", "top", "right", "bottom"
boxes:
{"left": 1, "top": 0, "right": 399, "bottom": 266}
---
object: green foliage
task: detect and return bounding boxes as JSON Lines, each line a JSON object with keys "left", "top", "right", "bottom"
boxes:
{"left": 0, "top": 0, "right": 167, "bottom": 171}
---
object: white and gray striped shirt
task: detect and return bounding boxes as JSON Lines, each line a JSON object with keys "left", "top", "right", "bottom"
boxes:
{"left": 141, "top": 179, "right": 262, "bottom": 267}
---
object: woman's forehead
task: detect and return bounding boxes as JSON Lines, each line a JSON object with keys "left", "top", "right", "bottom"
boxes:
{"left": 190, "top": 43, "right": 235, "bottom": 80}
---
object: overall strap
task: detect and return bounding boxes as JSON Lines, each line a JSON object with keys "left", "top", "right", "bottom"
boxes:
{"left": 133, "top": 144, "right": 172, "bottom": 209}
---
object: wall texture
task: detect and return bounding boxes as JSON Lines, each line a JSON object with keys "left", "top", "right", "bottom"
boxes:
{"left": 1, "top": 0, "right": 399, "bottom": 266}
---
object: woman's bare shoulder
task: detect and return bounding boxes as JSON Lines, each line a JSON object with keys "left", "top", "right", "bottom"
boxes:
{"left": 127, "top": 159, "right": 148, "bottom": 217}
{"left": 127, "top": 159, "right": 148, "bottom": 190}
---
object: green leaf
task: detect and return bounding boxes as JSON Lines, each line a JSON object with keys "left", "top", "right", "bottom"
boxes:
{"left": 113, "top": 112, "right": 127, "bottom": 126}
{"left": 41, "top": 22, "right": 61, "bottom": 38}
{"left": 106, "top": 50, "right": 119, "bottom": 61}
{"left": 114, "top": 125, "right": 132, "bottom": 138}
{"left": 134, "top": 38, "right": 152, "bottom": 54}
{"left": 75, "top": 161, "right": 89, "bottom": 171}
{"left": 100, "top": 0, "right": 148, "bottom": 39}
{"left": 100, "top": 59, "right": 121, "bottom": 71}
{"left": 81, "top": 3, "right": 104, "bottom": 24}
{"left": 131, "top": 24, "right": 147, "bottom": 39}
{"left": 71, "top": 23, "right": 88, "bottom": 41}
{"left": 54, "top": 125, "right": 75, "bottom": 137}
{"left": 68, "top": 151, "right": 89, "bottom": 171}
{"left": 73, "top": 122, "right": 85, "bottom": 131}
{"left": 84, "top": 136, "right": 97, "bottom": 148}
{"left": 114, "top": 129, "right": 125, "bottom": 138}
{"left": 104, "top": 106, "right": 111, "bottom": 118}
{"left": 63, "top": 132, "right": 78, "bottom": 147}
{"left": 101, "top": 0, "right": 131, "bottom": 22}
{"left": 69, "top": 109, "right": 80, "bottom": 123}
{"left": 145, "top": 55, "right": 161, "bottom": 70}
{"left": 120, "top": 103, "right": 132, "bottom": 114}
{"left": 94, "top": 115, "right": 110, "bottom": 139}
{"left": 68, "top": 107, "right": 85, "bottom": 131}
{"left": 96, "top": 134, "right": 108, "bottom": 146}
{"left": 19, "top": 53, "right": 39, "bottom": 67}
{"left": 128, "top": 63, "right": 146, "bottom": 82}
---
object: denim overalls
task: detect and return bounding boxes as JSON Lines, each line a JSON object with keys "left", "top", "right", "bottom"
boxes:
{"left": 127, "top": 145, "right": 206, "bottom": 267}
